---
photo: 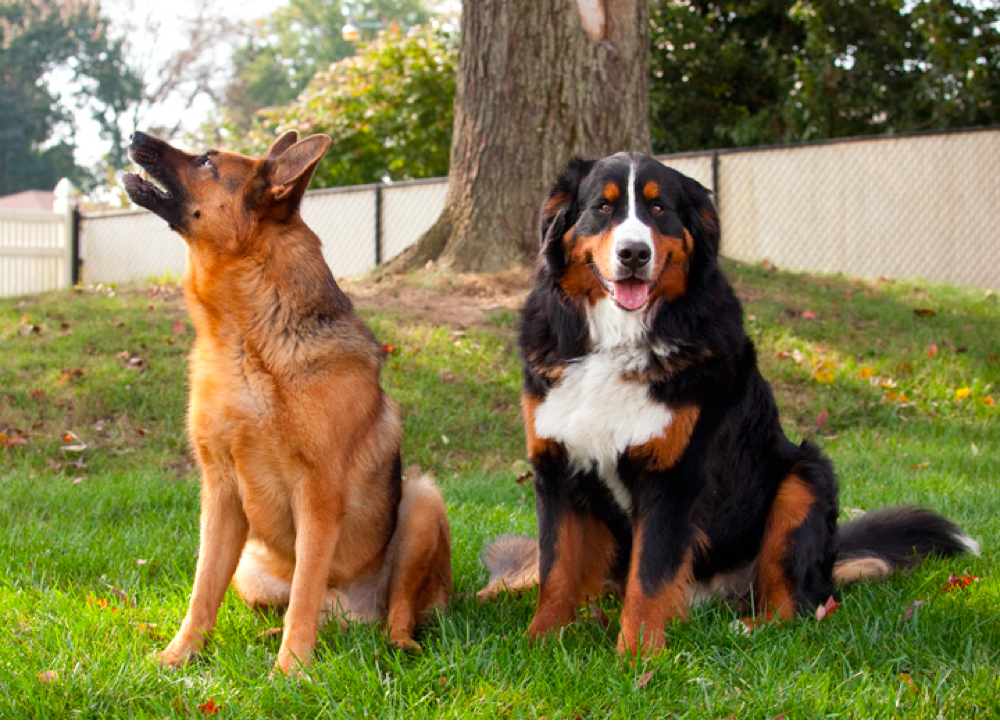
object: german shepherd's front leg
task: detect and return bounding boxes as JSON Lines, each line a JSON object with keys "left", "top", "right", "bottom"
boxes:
{"left": 160, "top": 471, "right": 248, "bottom": 667}
{"left": 275, "top": 481, "right": 343, "bottom": 674}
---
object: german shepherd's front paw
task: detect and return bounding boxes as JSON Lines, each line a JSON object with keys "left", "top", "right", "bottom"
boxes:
{"left": 156, "top": 633, "right": 203, "bottom": 668}
{"left": 388, "top": 629, "right": 422, "bottom": 653}
{"left": 274, "top": 642, "right": 314, "bottom": 676}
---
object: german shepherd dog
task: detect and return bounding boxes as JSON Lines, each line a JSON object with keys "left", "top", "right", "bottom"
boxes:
{"left": 479, "top": 153, "right": 978, "bottom": 656}
{"left": 122, "top": 131, "right": 451, "bottom": 673}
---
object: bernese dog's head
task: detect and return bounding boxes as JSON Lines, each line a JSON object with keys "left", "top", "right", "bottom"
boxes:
{"left": 539, "top": 153, "right": 719, "bottom": 316}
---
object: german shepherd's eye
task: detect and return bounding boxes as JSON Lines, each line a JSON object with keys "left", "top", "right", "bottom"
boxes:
{"left": 598, "top": 201, "right": 613, "bottom": 214}
{"left": 195, "top": 154, "right": 214, "bottom": 169}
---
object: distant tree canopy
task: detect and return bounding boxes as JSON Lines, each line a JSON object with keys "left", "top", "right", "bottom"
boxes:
{"left": 0, "top": 0, "right": 139, "bottom": 194}
{"left": 228, "top": 0, "right": 1000, "bottom": 192}
{"left": 222, "top": 0, "right": 431, "bottom": 133}
{"left": 649, "top": 0, "right": 1000, "bottom": 153}
{"left": 236, "top": 26, "right": 455, "bottom": 187}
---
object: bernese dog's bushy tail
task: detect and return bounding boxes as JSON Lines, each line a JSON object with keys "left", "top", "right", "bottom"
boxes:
{"left": 476, "top": 535, "right": 539, "bottom": 599}
{"left": 833, "top": 507, "right": 980, "bottom": 584}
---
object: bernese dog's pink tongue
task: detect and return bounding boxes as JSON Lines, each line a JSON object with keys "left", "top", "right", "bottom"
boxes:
{"left": 613, "top": 280, "right": 649, "bottom": 310}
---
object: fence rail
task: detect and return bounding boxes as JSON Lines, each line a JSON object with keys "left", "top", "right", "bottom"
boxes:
{"left": 2, "top": 126, "right": 997, "bottom": 298}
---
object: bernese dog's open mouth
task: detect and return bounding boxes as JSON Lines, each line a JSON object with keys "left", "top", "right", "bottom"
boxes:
{"left": 590, "top": 264, "right": 652, "bottom": 311}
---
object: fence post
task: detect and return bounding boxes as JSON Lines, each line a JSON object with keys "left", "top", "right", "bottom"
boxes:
{"left": 374, "top": 184, "right": 383, "bottom": 266}
{"left": 70, "top": 206, "right": 81, "bottom": 285}
{"left": 711, "top": 150, "right": 720, "bottom": 211}
{"left": 61, "top": 206, "right": 75, "bottom": 289}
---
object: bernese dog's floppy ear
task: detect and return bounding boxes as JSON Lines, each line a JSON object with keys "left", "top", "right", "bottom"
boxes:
{"left": 539, "top": 157, "right": 595, "bottom": 270}
{"left": 679, "top": 173, "right": 720, "bottom": 262}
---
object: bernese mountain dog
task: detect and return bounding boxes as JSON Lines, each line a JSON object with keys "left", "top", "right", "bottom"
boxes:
{"left": 479, "top": 152, "right": 979, "bottom": 656}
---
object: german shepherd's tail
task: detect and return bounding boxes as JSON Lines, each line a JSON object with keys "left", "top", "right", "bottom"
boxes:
{"left": 478, "top": 508, "right": 978, "bottom": 598}
{"left": 832, "top": 506, "right": 979, "bottom": 583}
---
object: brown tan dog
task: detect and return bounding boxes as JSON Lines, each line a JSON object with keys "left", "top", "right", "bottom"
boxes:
{"left": 122, "top": 130, "right": 451, "bottom": 674}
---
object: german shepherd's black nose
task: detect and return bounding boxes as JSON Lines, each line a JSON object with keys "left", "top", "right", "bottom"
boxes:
{"left": 617, "top": 240, "right": 651, "bottom": 270}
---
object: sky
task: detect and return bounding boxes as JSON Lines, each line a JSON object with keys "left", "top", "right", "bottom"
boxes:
{"left": 65, "top": 0, "right": 288, "bottom": 168}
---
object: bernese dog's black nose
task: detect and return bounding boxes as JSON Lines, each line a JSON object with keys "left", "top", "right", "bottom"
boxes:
{"left": 617, "top": 240, "right": 651, "bottom": 270}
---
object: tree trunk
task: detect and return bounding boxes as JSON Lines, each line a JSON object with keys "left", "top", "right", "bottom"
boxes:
{"left": 388, "top": 0, "right": 650, "bottom": 272}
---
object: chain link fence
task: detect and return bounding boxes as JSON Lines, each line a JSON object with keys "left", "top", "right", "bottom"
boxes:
{"left": 662, "top": 126, "right": 1000, "bottom": 290}
{"left": 76, "top": 127, "right": 999, "bottom": 289}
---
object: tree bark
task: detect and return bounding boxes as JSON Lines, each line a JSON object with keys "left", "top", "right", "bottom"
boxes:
{"left": 388, "top": 0, "right": 650, "bottom": 272}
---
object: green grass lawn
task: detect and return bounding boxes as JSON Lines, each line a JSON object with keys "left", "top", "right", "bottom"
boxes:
{"left": 1, "top": 262, "right": 997, "bottom": 718}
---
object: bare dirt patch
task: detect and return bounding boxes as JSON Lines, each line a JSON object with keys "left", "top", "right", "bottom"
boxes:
{"left": 342, "top": 266, "right": 533, "bottom": 330}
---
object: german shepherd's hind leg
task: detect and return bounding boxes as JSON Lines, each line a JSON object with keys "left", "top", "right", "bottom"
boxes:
{"left": 159, "top": 477, "right": 249, "bottom": 667}
{"left": 744, "top": 442, "right": 837, "bottom": 629}
{"left": 384, "top": 471, "right": 451, "bottom": 651}
{"left": 384, "top": 471, "right": 452, "bottom": 650}
{"left": 232, "top": 539, "right": 351, "bottom": 631}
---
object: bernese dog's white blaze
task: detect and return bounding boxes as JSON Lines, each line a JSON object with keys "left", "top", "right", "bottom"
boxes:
{"left": 534, "top": 348, "right": 674, "bottom": 514}
{"left": 609, "top": 162, "right": 654, "bottom": 311}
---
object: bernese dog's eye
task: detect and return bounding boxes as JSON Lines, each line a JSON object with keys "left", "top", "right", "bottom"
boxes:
{"left": 650, "top": 203, "right": 664, "bottom": 215}
{"left": 598, "top": 201, "right": 613, "bottom": 214}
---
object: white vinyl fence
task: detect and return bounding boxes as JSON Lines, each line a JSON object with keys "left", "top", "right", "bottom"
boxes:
{"left": 78, "top": 178, "right": 449, "bottom": 285}
{"left": 0, "top": 209, "right": 75, "bottom": 297}
{"left": 2, "top": 126, "right": 997, "bottom": 298}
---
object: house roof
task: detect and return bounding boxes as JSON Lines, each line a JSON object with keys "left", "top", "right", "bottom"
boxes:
{"left": 0, "top": 190, "right": 56, "bottom": 211}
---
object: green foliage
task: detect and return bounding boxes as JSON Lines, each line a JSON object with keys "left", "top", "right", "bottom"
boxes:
{"left": 237, "top": 26, "right": 456, "bottom": 187}
{"left": 649, "top": 0, "right": 1000, "bottom": 153}
{"left": 0, "top": 0, "right": 139, "bottom": 193}
{"left": 222, "top": 0, "right": 431, "bottom": 133}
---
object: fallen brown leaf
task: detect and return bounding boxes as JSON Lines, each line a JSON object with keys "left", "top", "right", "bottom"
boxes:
{"left": 815, "top": 595, "right": 841, "bottom": 621}
{"left": 903, "top": 600, "right": 927, "bottom": 620}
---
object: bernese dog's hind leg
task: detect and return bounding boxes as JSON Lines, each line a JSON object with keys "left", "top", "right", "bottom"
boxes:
{"left": 745, "top": 442, "right": 838, "bottom": 629}
{"left": 527, "top": 510, "right": 617, "bottom": 640}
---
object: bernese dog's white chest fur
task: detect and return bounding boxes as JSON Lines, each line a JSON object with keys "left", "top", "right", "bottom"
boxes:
{"left": 533, "top": 299, "right": 673, "bottom": 514}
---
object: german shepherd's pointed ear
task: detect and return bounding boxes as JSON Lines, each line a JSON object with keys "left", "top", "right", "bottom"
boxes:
{"left": 266, "top": 130, "right": 299, "bottom": 159}
{"left": 268, "top": 134, "right": 332, "bottom": 206}
{"left": 540, "top": 157, "right": 595, "bottom": 272}
{"left": 679, "top": 173, "right": 720, "bottom": 262}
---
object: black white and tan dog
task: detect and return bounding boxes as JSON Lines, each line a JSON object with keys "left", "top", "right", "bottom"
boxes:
{"left": 479, "top": 152, "right": 979, "bottom": 656}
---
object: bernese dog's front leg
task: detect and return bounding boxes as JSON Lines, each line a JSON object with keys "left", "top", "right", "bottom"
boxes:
{"left": 617, "top": 500, "right": 697, "bottom": 657}
{"left": 522, "top": 392, "right": 617, "bottom": 640}
{"left": 528, "top": 499, "right": 616, "bottom": 639}
{"left": 617, "top": 406, "right": 702, "bottom": 656}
